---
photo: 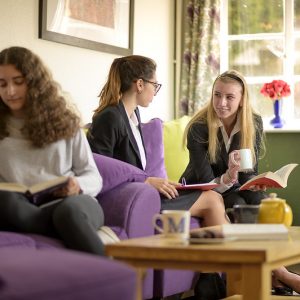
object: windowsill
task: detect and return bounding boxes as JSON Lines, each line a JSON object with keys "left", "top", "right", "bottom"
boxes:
{"left": 263, "top": 118, "right": 300, "bottom": 133}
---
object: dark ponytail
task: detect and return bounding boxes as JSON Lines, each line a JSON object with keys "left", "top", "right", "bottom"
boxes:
{"left": 93, "top": 55, "right": 156, "bottom": 116}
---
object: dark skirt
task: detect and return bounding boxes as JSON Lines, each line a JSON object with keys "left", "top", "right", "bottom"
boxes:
{"left": 160, "top": 190, "right": 202, "bottom": 211}
{"left": 222, "top": 189, "right": 266, "bottom": 209}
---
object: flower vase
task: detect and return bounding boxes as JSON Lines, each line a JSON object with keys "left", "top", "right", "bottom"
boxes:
{"left": 270, "top": 99, "right": 284, "bottom": 128}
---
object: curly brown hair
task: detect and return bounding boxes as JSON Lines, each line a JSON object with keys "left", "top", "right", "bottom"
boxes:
{"left": 0, "top": 46, "right": 80, "bottom": 147}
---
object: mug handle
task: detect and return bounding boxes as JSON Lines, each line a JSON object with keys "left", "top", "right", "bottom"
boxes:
{"left": 152, "top": 214, "right": 164, "bottom": 233}
{"left": 225, "top": 208, "right": 234, "bottom": 214}
{"left": 229, "top": 150, "right": 240, "bottom": 167}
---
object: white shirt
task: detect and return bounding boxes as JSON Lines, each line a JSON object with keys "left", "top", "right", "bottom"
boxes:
{"left": 213, "top": 113, "right": 241, "bottom": 193}
{"left": 0, "top": 117, "right": 102, "bottom": 197}
{"left": 128, "top": 113, "right": 147, "bottom": 170}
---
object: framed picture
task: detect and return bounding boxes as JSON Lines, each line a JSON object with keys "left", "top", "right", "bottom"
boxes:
{"left": 39, "top": 0, "right": 134, "bottom": 56}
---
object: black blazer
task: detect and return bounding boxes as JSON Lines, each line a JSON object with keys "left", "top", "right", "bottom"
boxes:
{"left": 181, "top": 115, "right": 264, "bottom": 190}
{"left": 87, "top": 102, "right": 146, "bottom": 170}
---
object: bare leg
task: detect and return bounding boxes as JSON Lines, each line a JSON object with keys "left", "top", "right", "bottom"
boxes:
{"left": 272, "top": 266, "right": 300, "bottom": 293}
{"left": 189, "top": 190, "right": 229, "bottom": 227}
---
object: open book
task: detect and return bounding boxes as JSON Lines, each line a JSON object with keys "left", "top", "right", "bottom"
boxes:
{"left": 176, "top": 182, "right": 220, "bottom": 191}
{"left": 0, "top": 176, "right": 69, "bottom": 206}
{"left": 239, "top": 163, "right": 298, "bottom": 191}
{"left": 190, "top": 224, "right": 289, "bottom": 242}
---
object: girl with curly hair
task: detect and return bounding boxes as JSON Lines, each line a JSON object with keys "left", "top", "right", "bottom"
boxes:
{"left": 0, "top": 46, "right": 105, "bottom": 255}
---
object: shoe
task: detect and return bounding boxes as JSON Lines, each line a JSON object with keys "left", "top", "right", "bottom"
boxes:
{"left": 194, "top": 273, "right": 226, "bottom": 300}
{"left": 97, "top": 226, "right": 120, "bottom": 244}
{"left": 272, "top": 286, "right": 293, "bottom": 296}
{"left": 272, "top": 280, "right": 293, "bottom": 296}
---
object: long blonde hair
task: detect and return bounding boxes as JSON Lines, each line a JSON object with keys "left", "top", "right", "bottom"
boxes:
{"left": 184, "top": 70, "right": 264, "bottom": 163}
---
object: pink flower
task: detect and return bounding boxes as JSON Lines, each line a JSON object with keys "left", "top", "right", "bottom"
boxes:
{"left": 260, "top": 80, "right": 291, "bottom": 100}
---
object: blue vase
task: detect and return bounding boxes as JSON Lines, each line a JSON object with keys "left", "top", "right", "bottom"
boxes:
{"left": 270, "top": 99, "right": 284, "bottom": 128}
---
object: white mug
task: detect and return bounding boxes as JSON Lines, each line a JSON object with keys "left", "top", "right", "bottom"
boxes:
{"left": 152, "top": 210, "right": 191, "bottom": 242}
{"left": 231, "top": 149, "right": 253, "bottom": 172}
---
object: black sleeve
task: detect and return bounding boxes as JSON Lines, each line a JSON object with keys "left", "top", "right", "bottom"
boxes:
{"left": 87, "top": 109, "right": 124, "bottom": 157}
{"left": 180, "top": 123, "right": 216, "bottom": 184}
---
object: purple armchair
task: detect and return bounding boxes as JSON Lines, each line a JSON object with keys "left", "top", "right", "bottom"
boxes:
{"left": 93, "top": 153, "right": 160, "bottom": 299}
{"left": 92, "top": 117, "right": 201, "bottom": 299}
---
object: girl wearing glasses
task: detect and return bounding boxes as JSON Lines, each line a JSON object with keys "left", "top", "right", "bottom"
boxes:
{"left": 87, "top": 55, "right": 228, "bottom": 228}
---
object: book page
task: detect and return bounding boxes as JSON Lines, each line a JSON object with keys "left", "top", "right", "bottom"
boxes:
{"left": 29, "top": 176, "right": 69, "bottom": 194}
{"left": 221, "top": 224, "right": 288, "bottom": 240}
{"left": 239, "top": 171, "right": 280, "bottom": 190}
{"left": 0, "top": 182, "right": 28, "bottom": 193}
{"left": 240, "top": 163, "right": 298, "bottom": 190}
{"left": 190, "top": 224, "right": 288, "bottom": 240}
{"left": 274, "top": 164, "right": 298, "bottom": 185}
{"left": 222, "top": 224, "right": 288, "bottom": 235}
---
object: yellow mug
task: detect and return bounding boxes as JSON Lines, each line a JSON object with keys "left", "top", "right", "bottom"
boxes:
{"left": 258, "top": 193, "right": 293, "bottom": 227}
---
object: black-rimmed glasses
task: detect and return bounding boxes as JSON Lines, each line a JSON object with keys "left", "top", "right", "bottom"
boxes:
{"left": 141, "top": 79, "right": 162, "bottom": 95}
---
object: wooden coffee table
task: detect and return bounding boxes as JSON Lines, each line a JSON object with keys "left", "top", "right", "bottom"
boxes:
{"left": 106, "top": 227, "right": 300, "bottom": 300}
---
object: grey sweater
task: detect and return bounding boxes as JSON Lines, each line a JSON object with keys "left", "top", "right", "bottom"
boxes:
{"left": 0, "top": 117, "right": 102, "bottom": 197}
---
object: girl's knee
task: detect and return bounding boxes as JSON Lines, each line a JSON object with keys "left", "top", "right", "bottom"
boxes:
{"left": 204, "top": 191, "right": 224, "bottom": 206}
{"left": 53, "top": 196, "right": 103, "bottom": 227}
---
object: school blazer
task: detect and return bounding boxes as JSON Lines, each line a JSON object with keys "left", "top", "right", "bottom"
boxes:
{"left": 87, "top": 102, "right": 145, "bottom": 170}
{"left": 180, "top": 115, "right": 263, "bottom": 188}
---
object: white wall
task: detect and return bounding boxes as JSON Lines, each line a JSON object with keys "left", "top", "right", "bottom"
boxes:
{"left": 0, "top": 0, "right": 174, "bottom": 123}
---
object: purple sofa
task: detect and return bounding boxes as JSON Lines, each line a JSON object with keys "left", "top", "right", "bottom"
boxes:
{"left": 0, "top": 118, "right": 201, "bottom": 300}
{"left": 0, "top": 153, "right": 160, "bottom": 300}
{"left": 0, "top": 231, "right": 137, "bottom": 300}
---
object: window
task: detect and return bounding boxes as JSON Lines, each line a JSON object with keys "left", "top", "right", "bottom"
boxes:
{"left": 220, "top": 0, "right": 300, "bottom": 125}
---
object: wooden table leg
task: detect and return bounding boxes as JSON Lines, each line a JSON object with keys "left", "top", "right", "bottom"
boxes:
{"left": 136, "top": 268, "right": 146, "bottom": 300}
{"left": 226, "top": 270, "right": 241, "bottom": 296}
{"left": 241, "top": 264, "right": 270, "bottom": 300}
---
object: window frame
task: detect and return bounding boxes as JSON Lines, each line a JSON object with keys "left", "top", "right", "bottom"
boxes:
{"left": 220, "top": 0, "right": 299, "bottom": 126}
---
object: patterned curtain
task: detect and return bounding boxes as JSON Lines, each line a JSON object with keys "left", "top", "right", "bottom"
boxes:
{"left": 178, "top": 0, "right": 220, "bottom": 117}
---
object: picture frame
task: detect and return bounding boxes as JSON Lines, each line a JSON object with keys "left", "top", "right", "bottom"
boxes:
{"left": 39, "top": 0, "right": 134, "bottom": 56}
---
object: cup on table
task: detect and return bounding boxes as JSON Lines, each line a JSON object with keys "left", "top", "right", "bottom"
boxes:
{"left": 232, "top": 148, "right": 253, "bottom": 172}
{"left": 152, "top": 210, "right": 191, "bottom": 242}
{"left": 226, "top": 204, "right": 260, "bottom": 224}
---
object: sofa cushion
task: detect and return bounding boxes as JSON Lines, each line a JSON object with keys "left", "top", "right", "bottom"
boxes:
{"left": 93, "top": 153, "right": 148, "bottom": 194}
{"left": 26, "top": 234, "right": 65, "bottom": 249}
{"left": 141, "top": 118, "right": 167, "bottom": 178}
{"left": 0, "top": 248, "right": 136, "bottom": 300}
{"left": 163, "top": 116, "right": 191, "bottom": 182}
{"left": 0, "top": 232, "right": 36, "bottom": 248}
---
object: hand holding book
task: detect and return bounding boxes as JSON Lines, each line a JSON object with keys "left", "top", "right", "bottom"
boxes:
{"left": 176, "top": 177, "right": 220, "bottom": 191}
{"left": 239, "top": 163, "right": 298, "bottom": 191}
{"left": 52, "top": 177, "right": 81, "bottom": 198}
{"left": 0, "top": 176, "right": 74, "bottom": 206}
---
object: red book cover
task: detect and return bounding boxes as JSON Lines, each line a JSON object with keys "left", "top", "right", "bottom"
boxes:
{"left": 239, "top": 163, "right": 298, "bottom": 191}
{"left": 176, "top": 183, "right": 220, "bottom": 191}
